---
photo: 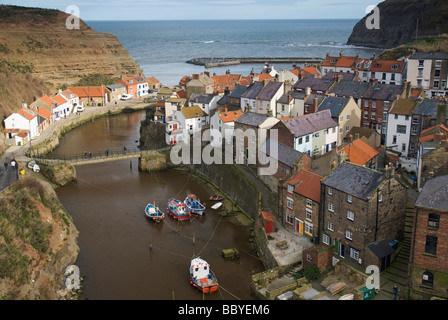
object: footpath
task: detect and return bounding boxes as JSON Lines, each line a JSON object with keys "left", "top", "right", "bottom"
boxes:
{"left": 0, "top": 98, "right": 153, "bottom": 191}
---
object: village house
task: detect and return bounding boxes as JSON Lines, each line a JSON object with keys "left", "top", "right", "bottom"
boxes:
{"left": 321, "top": 52, "right": 360, "bottom": 75}
{"left": 147, "top": 76, "right": 161, "bottom": 90}
{"left": 366, "top": 60, "right": 406, "bottom": 85}
{"left": 326, "top": 79, "right": 371, "bottom": 107}
{"left": 185, "top": 73, "right": 215, "bottom": 99}
{"left": 209, "top": 110, "right": 243, "bottom": 148}
{"left": 321, "top": 162, "right": 407, "bottom": 271}
{"left": 227, "top": 85, "right": 248, "bottom": 111}
{"left": 258, "top": 138, "right": 311, "bottom": 191}
{"left": 347, "top": 126, "right": 381, "bottom": 149}
{"left": 293, "top": 77, "right": 335, "bottom": 95}
{"left": 118, "top": 76, "right": 149, "bottom": 98}
{"left": 154, "top": 100, "right": 166, "bottom": 123}
{"left": 279, "top": 169, "right": 323, "bottom": 241}
{"left": 410, "top": 175, "right": 448, "bottom": 299}
{"left": 360, "top": 82, "right": 405, "bottom": 137}
{"left": 211, "top": 73, "right": 242, "bottom": 94}
{"left": 406, "top": 52, "right": 448, "bottom": 98}
{"left": 172, "top": 105, "right": 208, "bottom": 136}
{"left": 188, "top": 93, "right": 220, "bottom": 118}
{"left": 276, "top": 91, "right": 307, "bottom": 119}
{"left": 322, "top": 71, "right": 357, "bottom": 82}
{"left": 255, "top": 81, "right": 284, "bottom": 116}
{"left": 317, "top": 96, "right": 361, "bottom": 146}
{"left": 3, "top": 108, "right": 39, "bottom": 145}
{"left": 165, "top": 119, "right": 183, "bottom": 146}
{"left": 240, "top": 81, "right": 265, "bottom": 113}
{"left": 271, "top": 109, "right": 338, "bottom": 157}
{"left": 277, "top": 70, "right": 299, "bottom": 85}
{"left": 338, "top": 136, "right": 380, "bottom": 170}
{"left": 164, "top": 97, "right": 186, "bottom": 121}
{"left": 157, "top": 87, "right": 174, "bottom": 101}
{"left": 416, "top": 124, "right": 448, "bottom": 190}
{"left": 36, "top": 107, "right": 54, "bottom": 133}
{"left": 106, "top": 84, "right": 127, "bottom": 102}
{"left": 67, "top": 86, "right": 108, "bottom": 107}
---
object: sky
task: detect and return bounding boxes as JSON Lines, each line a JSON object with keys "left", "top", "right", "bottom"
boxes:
{"left": 0, "top": 0, "right": 384, "bottom": 20}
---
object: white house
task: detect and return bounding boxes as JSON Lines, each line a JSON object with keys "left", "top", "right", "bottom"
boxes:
{"left": 385, "top": 98, "right": 419, "bottom": 158}
{"left": 188, "top": 93, "right": 220, "bottom": 119}
{"left": 165, "top": 120, "right": 184, "bottom": 145}
{"left": 4, "top": 108, "right": 39, "bottom": 145}
{"left": 172, "top": 105, "right": 208, "bottom": 136}
{"left": 256, "top": 81, "right": 284, "bottom": 116}
{"left": 165, "top": 97, "right": 186, "bottom": 121}
{"left": 240, "top": 81, "right": 265, "bottom": 112}
{"left": 210, "top": 110, "right": 243, "bottom": 147}
{"left": 277, "top": 70, "right": 299, "bottom": 85}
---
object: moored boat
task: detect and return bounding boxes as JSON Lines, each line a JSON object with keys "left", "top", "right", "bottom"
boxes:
{"left": 144, "top": 203, "right": 165, "bottom": 223}
{"left": 211, "top": 202, "right": 222, "bottom": 210}
{"left": 167, "top": 198, "right": 191, "bottom": 221}
{"left": 209, "top": 195, "right": 223, "bottom": 201}
{"left": 189, "top": 257, "right": 218, "bottom": 294}
{"left": 184, "top": 194, "right": 205, "bottom": 215}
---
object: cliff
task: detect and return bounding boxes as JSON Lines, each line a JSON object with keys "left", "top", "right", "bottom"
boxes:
{"left": 347, "top": 0, "right": 448, "bottom": 49}
{"left": 0, "top": 5, "right": 143, "bottom": 116}
{"left": 0, "top": 177, "right": 80, "bottom": 300}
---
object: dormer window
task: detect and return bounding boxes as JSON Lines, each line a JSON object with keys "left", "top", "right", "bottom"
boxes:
{"left": 391, "top": 64, "right": 399, "bottom": 70}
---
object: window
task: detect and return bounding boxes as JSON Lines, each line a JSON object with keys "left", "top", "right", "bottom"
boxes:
{"left": 298, "top": 137, "right": 303, "bottom": 145}
{"left": 328, "top": 187, "right": 332, "bottom": 195}
{"left": 305, "top": 221, "right": 313, "bottom": 235}
{"left": 425, "top": 236, "right": 437, "bottom": 255}
{"left": 346, "top": 230, "right": 353, "bottom": 240}
{"left": 422, "top": 271, "right": 434, "bottom": 288}
{"left": 350, "top": 247, "right": 360, "bottom": 261}
{"left": 372, "top": 101, "right": 376, "bottom": 109}
{"left": 328, "top": 202, "right": 334, "bottom": 212}
{"left": 327, "top": 221, "right": 334, "bottom": 231}
{"left": 364, "top": 111, "right": 369, "bottom": 119}
{"left": 340, "top": 116, "right": 344, "bottom": 122}
{"left": 394, "top": 114, "right": 398, "bottom": 120}
{"left": 345, "top": 125, "right": 350, "bottom": 132}
{"left": 428, "top": 213, "right": 440, "bottom": 229}
{"left": 285, "top": 212, "right": 294, "bottom": 225}
{"left": 305, "top": 135, "right": 309, "bottom": 143}
{"left": 392, "top": 135, "right": 397, "bottom": 145}
{"left": 397, "top": 125, "right": 407, "bottom": 134}
{"left": 364, "top": 100, "right": 369, "bottom": 108}
{"left": 371, "top": 113, "right": 375, "bottom": 120}
{"left": 418, "top": 60, "right": 424, "bottom": 67}
{"left": 286, "top": 197, "right": 294, "bottom": 209}
{"left": 306, "top": 254, "right": 312, "bottom": 262}
{"left": 347, "top": 210, "right": 354, "bottom": 221}
{"left": 346, "top": 114, "right": 350, "bottom": 120}
{"left": 306, "top": 198, "right": 313, "bottom": 207}
{"left": 287, "top": 184, "right": 294, "bottom": 194}
{"left": 306, "top": 208, "right": 313, "bottom": 221}
{"left": 435, "top": 69, "right": 441, "bottom": 77}
{"left": 323, "top": 233, "right": 330, "bottom": 245}
{"left": 347, "top": 195, "right": 352, "bottom": 204}
{"left": 434, "top": 80, "right": 440, "bottom": 88}
{"left": 384, "top": 101, "right": 389, "bottom": 111}
{"left": 378, "top": 193, "right": 383, "bottom": 202}
{"left": 402, "top": 143, "right": 406, "bottom": 153}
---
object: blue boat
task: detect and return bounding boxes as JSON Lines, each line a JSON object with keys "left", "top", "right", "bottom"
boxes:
{"left": 145, "top": 203, "right": 165, "bottom": 223}
{"left": 167, "top": 198, "right": 191, "bottom": 221}
{"left": 184, "top": 194, "right": 205, "bottom": 216}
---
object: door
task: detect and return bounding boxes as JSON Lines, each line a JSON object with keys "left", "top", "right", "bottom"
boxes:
{"left": 265, "top": 221, "right": 272, "bottom": 234}
{"left": 340, "top": 243, "right": 346, "bottom": 258}
{"left": 296, "top": 218, "right": 303, "bottom": 234}
{"left": 380, "top": 254, "right": 391, "bottom": 271}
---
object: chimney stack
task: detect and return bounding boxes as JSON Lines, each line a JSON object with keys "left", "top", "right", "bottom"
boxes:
{"left": 193, "top": 74, "right": 199, "bottom": 80}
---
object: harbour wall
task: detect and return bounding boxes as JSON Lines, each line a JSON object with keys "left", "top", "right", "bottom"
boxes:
{"left": 186, "top": 57, "right": 324, "bottom": 68}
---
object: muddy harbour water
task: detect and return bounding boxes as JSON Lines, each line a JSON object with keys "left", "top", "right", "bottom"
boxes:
{"left": 54, "top": 111, "right": 265, "bottom": 300}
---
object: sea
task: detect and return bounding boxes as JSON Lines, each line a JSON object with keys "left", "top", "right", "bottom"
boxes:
{"left": 86, "top": 19, "right": 384, "bottom": 86}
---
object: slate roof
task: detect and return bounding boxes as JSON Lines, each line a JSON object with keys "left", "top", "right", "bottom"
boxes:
{"left": 257, "top": 81, "right": 283, "bottom": 101}
{"left": 234, "top": 112, "right": 268, "bottom": 127}
{"left": 415, "top": 175, "right": 448, "bottom": 211}
{"left": 363, "top": 83, "right": 403, "bottom": 101}
{"left": 327, "top": 80, "right": 370, "bottom": 99}
{"left": 277, "top": 91, "right": 307, "bottom": 104}
{"left": 293, "top": 77, "right": 335, "bottom": 92}
{"left": 305, "top": 94, "right": 325, "bottom": 106}
{"left": 241, "top": 81, "right": 265, "bottom": 100}
{"left": 317, "top": 96, "right": 350, "bottom": 118}
{"left": 282, "top": 109, "right": 338, "bottom": 137}
{"left": 322, "top": 71, "right": 356, "bottom": 81}
{"left": 322, "top": 162, "right": 383, "bottom": 200}
{"left": 413, "top": 99, "right": 442, "bottom": 119}
{"left": 409, "top": 52, "right": 448, "bottom": 60}
{"left": 367, "top": 240, "right": 395, "bottom": 259}
{"left": 229, "top": 85, "right": 248, "bottom": 99}
{"left": 260, "top": 138, "right": 305, "bottom": 169}
{"left": 189, "top": 93, "right": 215, "bottom": 104}
{"left": 106, "top": 84, "right": 125, "bottom": 90}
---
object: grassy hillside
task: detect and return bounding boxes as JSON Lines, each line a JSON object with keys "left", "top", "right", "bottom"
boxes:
{"left": 378, "top": 34, "right": 448, "bottom": 60}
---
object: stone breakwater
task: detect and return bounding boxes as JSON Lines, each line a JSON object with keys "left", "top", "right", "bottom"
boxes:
{"left": 186, "top": 57, "right": 324, "bottom": 68}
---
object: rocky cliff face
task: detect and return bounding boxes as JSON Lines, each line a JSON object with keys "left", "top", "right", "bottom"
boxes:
{"left": 0, "top": 5, "right": 143, "bottom": 90}
{"left": 347, "top": 0, "right": 448, "bottom": 49}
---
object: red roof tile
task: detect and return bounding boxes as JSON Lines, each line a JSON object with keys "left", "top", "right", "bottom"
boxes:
{"left": 219, "top": 110, "right": 243, "bottom": 123}
{"left": 339, "top": 139, "right": 379, "bottom": 166}
{"left": 285, "top": 170, "right": 323, "bottom": 203}
{"left": 67, "top": 86, "right": 107, "bottom": 98}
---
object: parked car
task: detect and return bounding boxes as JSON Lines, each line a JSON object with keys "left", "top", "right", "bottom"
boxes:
{"left": 121, "top": 94, "right": 132, "bottom": 100}
{"left": 27, "top": 160, "right": 40, "bottom": 172}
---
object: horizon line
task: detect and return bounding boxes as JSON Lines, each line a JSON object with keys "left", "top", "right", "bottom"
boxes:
{"left": 84, "top": 18, "right": 361, "bottom": 22}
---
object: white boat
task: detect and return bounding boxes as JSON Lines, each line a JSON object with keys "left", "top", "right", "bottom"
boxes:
{"left": 339, "top": 293, "right": 354, "bottom": 300}
{"left": 189, "top": 257, "right": 218, "bottom": 294}
{"left": 211, "top": 202, "right": 222, "bottom": 210}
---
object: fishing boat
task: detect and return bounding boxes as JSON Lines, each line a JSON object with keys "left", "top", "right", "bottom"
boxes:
{"left": 167, "top": 198, "right": 190, "bottom": 221}
{"left": 184, "top": 194, "right": 205, "bottom": 215}
{"left": 189, "top": 257, "right": 218, "bottom": 294}
{"left": 211, "top": 202, "right": 222, "bottom": 210}
{"left": 144, "top": 203, "right": 165, "bottom": 223}
{"left": 209, "top": 195, "right": 223, "bottom": 201}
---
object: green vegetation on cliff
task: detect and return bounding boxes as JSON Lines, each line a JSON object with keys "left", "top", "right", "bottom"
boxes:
{"left": 378, "top": 34, "right": 448, "bottom": 60}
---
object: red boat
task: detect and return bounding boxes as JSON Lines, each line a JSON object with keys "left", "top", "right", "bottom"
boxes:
{"left": 209, "top": 195, "right": 223, "bottom": 201}
{"left": 189, "top": 257, "right": 218, "bottom": 294}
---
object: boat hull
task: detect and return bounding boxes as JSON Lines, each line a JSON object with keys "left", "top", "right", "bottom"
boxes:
{"left": 145, "top": 204, "right": 165, "bottom": 223}
{"left": 185, "top": 194, "right": 205, "bottom": 216}
{"left": 167, "top": 198, "right": 191, "bottom": 221}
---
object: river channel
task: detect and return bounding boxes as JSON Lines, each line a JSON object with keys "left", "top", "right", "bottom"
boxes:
{"left": 54, "top": 111, "right": 265, "bottom": 300}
